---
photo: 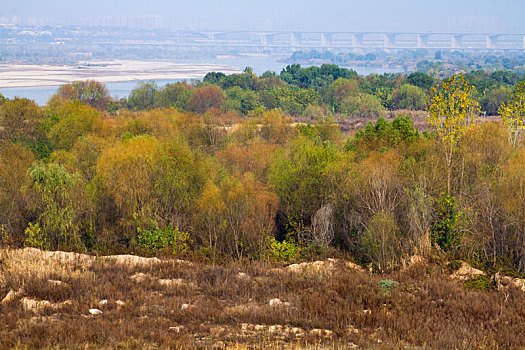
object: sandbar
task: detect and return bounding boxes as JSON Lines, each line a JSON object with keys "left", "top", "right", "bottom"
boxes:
{"left": 0, "top": 60, "right": 242, "bottom": 88}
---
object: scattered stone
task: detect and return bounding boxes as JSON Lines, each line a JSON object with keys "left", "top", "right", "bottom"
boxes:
{"left": 513, "top": 278, "right": 525, "bottom": 292}
{"left": 346, "top": 325, "right": 359, "bottom": 334}
{"left": 254, "top": 325, "right": 265, "bottom": 331}
{"left": 181, "top": 303, "right": 190, "bottom": 310}
{"left": 236, "top": 272, "right": 251, "bottom": 281}
{"left": 494, "top": 271, "right": 525, "bottom": 292}
{"left": 1, "top": 289, "right": 19, "bottom": 304}
{"left": 21, "top": 298, "right": 50, "bottom": 312}
{"left": 89, "top": 308, "right": 102, "bottom": 315}
{"left": 309, "top": 328, "right": 334, "bottom": 337}
{"left": 115, "top": 300, "right": 125, "bottom": 307}
{"left": 211, "top": 341, "right": 225, "bottom": 350}
{"left": 210, "top": 326, "right": 227, "bottom": 336}
{"left": 287, "top": 327, "right": 305, "bottom": 337}
{"left": 407, "top": 255, "right": 427, "bottom": 267}
{"left": 104, "top": 254, "right": 162, "bottom": 268}
{"left": 451, "top": 261, "right": 485, "bottom": 281}
{"left": 158, "top": 278, "right": 195, "bottom": 288}
{"left": 21, "top": 247, "right": 95, "bottom": 266}
{"left": 98, "top": 299, "right": 108, "bottom": 306}
{"left": 363, "top": 309, "right": 371, "bottom": 314}
{"left": 130, "top": 272, "right": 148, "bottom": 283}
{"left": 47, "top": 279, "right": 67, "bottom": 287}
{"left": 284, "top": 259, "right": 364, "bottom": 275}
{"left": 169, "top": 325, "right": 185, "bottom": 333}
{"left": 269, "top": 298, "right": 282, "bottom": 307}
{"left": 21, "top": 298, "right": 71, "bottom": 313}
{"left": 268, "top": 325, "right": 282, "bottom": 333}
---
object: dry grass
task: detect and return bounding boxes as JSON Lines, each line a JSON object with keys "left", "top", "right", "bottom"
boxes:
{"left": 1, "top": 248, "right": 525, "bottom": 349}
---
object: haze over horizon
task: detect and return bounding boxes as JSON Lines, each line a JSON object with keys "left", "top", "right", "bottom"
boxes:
{"left": 2, "top": 0, "right": 524, "bottom": 33}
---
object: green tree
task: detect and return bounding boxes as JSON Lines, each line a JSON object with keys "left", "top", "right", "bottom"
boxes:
{"left": 391, "top": 84, "right": 426, "bottom": 110}
{"left": 127, "top": 81, "right": 158, "bottom": 110}
{"left": 25, "top": 162, "right": 85, "bottom": 251}
{"left": 268, "top": 137, "right": 340, "bottom": 239}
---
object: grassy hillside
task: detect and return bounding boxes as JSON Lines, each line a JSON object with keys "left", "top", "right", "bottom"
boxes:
{"left": 1, "top": 248, "right": 525, "bottom": 349}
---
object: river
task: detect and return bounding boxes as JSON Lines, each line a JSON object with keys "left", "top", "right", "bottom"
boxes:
{"left": 0, "top": 56, "right": 403, "bottom": 106}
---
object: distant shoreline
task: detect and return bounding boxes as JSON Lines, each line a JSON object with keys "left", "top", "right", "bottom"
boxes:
{"left": 0, "top": 59, "right": 243, "bottom": 88}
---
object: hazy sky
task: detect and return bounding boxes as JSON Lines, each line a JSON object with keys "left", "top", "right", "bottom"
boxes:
{"left": 2, "top": 0, "right": 524, "bottom": 32}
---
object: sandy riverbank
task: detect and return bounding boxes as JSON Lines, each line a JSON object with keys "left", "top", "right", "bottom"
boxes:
{"left": 0, "top": 60, "right": 243, "bottom": 88}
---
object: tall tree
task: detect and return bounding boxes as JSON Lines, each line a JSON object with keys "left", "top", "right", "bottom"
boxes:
{"left": 499, "top": 80, "right": 525, "bottom": 146}
{"left": 426, "top": 74, "right": 480, "bottom": 195}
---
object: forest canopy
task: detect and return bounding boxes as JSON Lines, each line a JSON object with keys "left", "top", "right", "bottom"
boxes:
{"left": 1, "top": 66, "right": 525, "bottom": 275}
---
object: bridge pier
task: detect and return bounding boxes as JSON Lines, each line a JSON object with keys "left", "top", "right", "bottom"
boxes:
{"left": 291, "top": 32, "right": 302, "bottom": 47}
{"left": 417, "top": 34, "right": 429, "bottom": 48}
{"left": 451, "top": 34, "right": 463, "bottom": 49}
{"left": 353, "top": 33, "right": 364, "bottom": 47}
{"left": 384, "top": 34, "right": 396, "bottom": 48}
{"left": 486, "top": 35, "right": 497, "bottom": 49}
{"left": 321, "top": 33, "right": 332, "bottom": 47}
{"left": 260, "top": 34, "right": 274, "bottom": 47}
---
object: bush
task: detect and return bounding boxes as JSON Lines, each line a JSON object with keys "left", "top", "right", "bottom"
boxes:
{"left": 378, "top": 279, "right": 399, "bottom": 295}
{"left": 431, "top": 195, "right": 462, "bottom": 251}
{"left": 137, "top": 223, "right": 191, "bottom": 255}
{"left": 267, "top": 236, "right": 300, "bottom": 262}
{"left": 25, "top": 162, "right": 85, "bottom": 251}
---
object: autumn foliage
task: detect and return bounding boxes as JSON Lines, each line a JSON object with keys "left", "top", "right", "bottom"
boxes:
{"left": 0, "top": 71, "right": 525, "bottom": 277}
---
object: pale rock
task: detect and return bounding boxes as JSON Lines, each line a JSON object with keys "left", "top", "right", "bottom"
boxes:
{"left": 346, "top": 325, "right": 360, "bottom": 334}
{"left": 309, "top": 328, "right": 334, "bottom": 337}
{"left": 158, "top": 278, "right": 195, "bottom": 288}
{"left": 98, "top": 299, "right": 108, "bottom": 306}
{"left": 269, "top": 298, "right": 282, "bottom": 306}
{"left": 47, "top": 279, "right": 66, "bottom": 287}
{"left": 169, "top": 325, "right": 185, "bottom": 333}
{"left": 130, "top": 272, "right": 148, "bottom": 283}
{"left": 451, "top": 261, "right": 485, "bottom": 281}
{"left": 181, "top": 303, "right": 190, "bottom": 310}
{"left": 268, "top": 325, "right": 282, "bottom": 333}
{"left": 105, "top": 254, "right": 162, "bottom": 268}
{"left": 115, "top": 300, "right": 125, "bottom": 307}
{"left": 1, "top": 289, "right": 18, "bottom": 304}
{"left": 289, "top": 327, "right": 304, "bottom": 337}
{"left": 211, "top": 341, "right": 225, "bottom": 350}
{"left": 236, "top": 272, "right": 251, "bottom": 281}
{"left": 21, "top": 298, "right": 71, "bottom": 313}
{"left": 21, "top": 297, "right": 50, "bottom": 312}
{"left": 89, "top": 308, "right": 102, "bottom": 315}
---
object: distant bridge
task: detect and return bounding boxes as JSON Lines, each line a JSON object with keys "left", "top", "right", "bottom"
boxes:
{"left": 89, "top": 30, "right": 525, "bottom": 54}
{"left": 191, "top": 30, "right": 525, "bottom": 51}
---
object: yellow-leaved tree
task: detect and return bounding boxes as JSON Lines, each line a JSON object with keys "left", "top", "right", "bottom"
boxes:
{"left": 499, "top": 80, "right": 525, "bottom": 146}
{"left": 426, "top": 74, "right": 480, "bottom": 195}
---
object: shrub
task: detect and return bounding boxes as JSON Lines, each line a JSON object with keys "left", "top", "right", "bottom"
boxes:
{"left": 378, "top": 279, "right": 399, "bottom": 295}
{"left": 25, "top": 162, "right": 85, "bottom": 251}
{"left": 267, "top": 236, "right": 300, "bottom": 262}
{"left": 137, "top": 223, "right": 191, "bottom": 255}
{"left": 431, "top": 194, "right": 462, "bottom": 251}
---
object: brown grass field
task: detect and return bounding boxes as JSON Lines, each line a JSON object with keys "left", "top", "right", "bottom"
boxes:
{"left": 1, "top": 248, "right": 525, "bottom": 349}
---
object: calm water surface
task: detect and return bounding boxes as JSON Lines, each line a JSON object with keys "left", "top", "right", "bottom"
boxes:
{"left": 1, "top": 56, "right": 403, "bottom": 106}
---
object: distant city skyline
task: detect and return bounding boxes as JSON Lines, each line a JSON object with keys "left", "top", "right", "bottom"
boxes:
{"left": 2, "top": 0, "right": 524, "bottom": 33}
